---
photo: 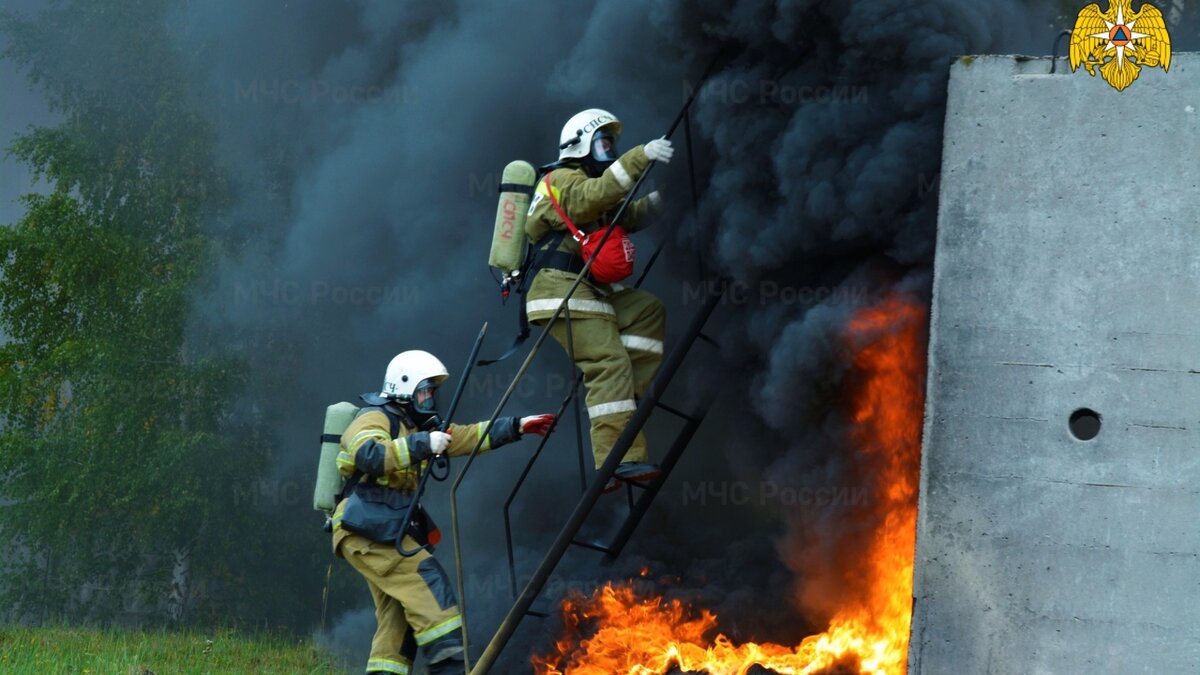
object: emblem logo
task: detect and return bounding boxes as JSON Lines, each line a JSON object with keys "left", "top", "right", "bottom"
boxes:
{"left": 1070, "top": 0, "right": 1171, "bottom": 92}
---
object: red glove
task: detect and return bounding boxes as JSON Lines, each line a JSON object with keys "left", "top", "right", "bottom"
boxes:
{"left": 519, "top": 414, "right": 556, "bottom": 437}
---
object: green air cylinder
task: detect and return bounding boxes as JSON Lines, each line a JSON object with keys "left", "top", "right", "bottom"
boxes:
{"left": 313, "top": 401, "right": 359, "bottom": 512}
{"left": 489, "top": 160, "right": 536, "bottom": 275}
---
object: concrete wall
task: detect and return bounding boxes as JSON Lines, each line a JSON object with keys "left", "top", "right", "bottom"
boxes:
{"left": 910, "top": 54, "right": 1200, "bottom": 674}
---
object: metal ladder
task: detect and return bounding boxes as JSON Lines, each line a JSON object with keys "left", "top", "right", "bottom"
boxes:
{"left": 442, "top": 61, "right": 729, "bottom": 670}
{"left": 506, "top": 295, "right": 723, "bottom": 564}
{"left": 458, "top": 284, "right": 720, "bottom": 672}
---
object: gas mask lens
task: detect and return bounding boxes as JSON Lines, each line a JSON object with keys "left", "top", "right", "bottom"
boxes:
{"left": 591, "top": 132, "right": 618, "bottom": 162}
{"left": 413, "top": 380, "right": 439, "bottom": 415}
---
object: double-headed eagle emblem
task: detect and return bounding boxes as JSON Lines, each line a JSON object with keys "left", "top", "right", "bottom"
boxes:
{"left": 1070, "top": 0, "right": 1171, "bottom": 91}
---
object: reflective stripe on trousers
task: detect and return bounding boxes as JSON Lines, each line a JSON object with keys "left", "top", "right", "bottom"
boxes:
{"left": 587, "top": 399, "right": 636, "bottom": 418}
{"left": 526, "top": 298, "right": 616, "bottom": 317}
{"left": 620, "top": 335, "right": 664, "bottom": 354}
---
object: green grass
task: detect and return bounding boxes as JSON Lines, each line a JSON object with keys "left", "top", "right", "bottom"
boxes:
{"left": 0, "top": 625, "right": 345, "bottom": 675}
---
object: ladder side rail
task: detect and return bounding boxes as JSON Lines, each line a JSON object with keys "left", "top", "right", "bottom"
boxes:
{"left": 469, "top": 284, "right": 725, "bottom": 674}
{"left": 605, "top": 387, "right": 718, "bottom": 561}
{"left": 501, "top": 373, "right": 583, "bottom": 598}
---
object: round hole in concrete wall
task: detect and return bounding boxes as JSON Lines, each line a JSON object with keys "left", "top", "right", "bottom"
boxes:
{"left": 1069, "top": 408, "right": 1102, "bottom": 441}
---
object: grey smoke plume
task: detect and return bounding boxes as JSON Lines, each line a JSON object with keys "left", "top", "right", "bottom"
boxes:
{"left": 162, "top": 0, "right": 1187, "bottom": 670}
{"left": 313, "top": 607, "right": 373, "bottom": 670}
{"left": 171, "top": 0, "right": 694, "bottom": 668}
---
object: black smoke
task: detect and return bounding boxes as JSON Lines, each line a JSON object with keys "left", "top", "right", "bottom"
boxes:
{"left": 8, "top": 0, "right": 1170, "bottom": 671}
{"left": 169, "top": 0, "right": 1061, "bottom": 671}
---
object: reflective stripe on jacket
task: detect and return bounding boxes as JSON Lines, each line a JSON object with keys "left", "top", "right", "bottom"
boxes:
{"left": 525, "top": 146, "right": 656, "bottom": 323}
{"left": 331, "top": 408, "right": 520, "bottom": 554}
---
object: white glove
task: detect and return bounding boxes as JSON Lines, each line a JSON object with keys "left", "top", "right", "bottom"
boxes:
{"left": 429, "top": 431, "right": 452, "bottom": 455}
{"left": 644, "top": 137, "right": 674, "bottom": 164}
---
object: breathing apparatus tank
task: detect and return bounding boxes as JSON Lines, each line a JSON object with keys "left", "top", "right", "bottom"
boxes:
{"left": 489, "top": 160, "right": 537, "bottom": 294}
{"left": 313, "top": 401, "right": 360, "bottom": 512}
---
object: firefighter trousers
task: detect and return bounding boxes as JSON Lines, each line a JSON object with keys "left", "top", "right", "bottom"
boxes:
{"left": 338, "top": 533, "right": 464, "bottom": 674}
{"left": 544, "top": 287, "right": 665, "bottom": 469}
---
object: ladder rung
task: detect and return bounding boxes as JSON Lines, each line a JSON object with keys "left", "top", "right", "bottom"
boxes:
{"left": 570, "top": 538, "right": 611, "bottom": 554}
{"left": 654, "top": 401, "right": 699, "bottom": 423}
{"left": 525, "top": 609, "right": 549, "bottom": 618}
{"left": 469, "top": 281, "right": 725, "bottom": 671}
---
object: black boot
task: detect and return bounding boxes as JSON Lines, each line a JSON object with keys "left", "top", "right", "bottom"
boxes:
{"left": 604, "top": 461, "right": 662, "bottom": 492}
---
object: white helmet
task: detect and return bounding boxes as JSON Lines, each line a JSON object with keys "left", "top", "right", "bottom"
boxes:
{"left": 558, "top": 108, "right": 623, "bottom": 160}
{"left": 381, "top": 350, "right": 449, "bottom": 403}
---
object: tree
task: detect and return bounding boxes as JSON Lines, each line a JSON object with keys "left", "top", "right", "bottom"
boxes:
{"left": 0, "top": 0, "right": 259, "bottom": 624}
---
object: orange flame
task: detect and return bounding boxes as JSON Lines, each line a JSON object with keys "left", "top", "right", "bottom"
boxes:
{"left": 533, "top": 293, "right": 927, "bottom": 675}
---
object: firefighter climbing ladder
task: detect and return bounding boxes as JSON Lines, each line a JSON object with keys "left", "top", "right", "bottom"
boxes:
{"left": 447, "top": 55, "right": 728, "bottom": 674}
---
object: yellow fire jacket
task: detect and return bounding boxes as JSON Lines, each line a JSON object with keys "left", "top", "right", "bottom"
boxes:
{"left": 524, "top": 145, "right": 658, "bottom": 323}
{"left": 330, "top": 406, "right": 520, "bottom": 554}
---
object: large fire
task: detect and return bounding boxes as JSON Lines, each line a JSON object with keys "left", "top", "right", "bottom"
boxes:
{"left": 533, "top": 293, "right": 927, "bottom": 675}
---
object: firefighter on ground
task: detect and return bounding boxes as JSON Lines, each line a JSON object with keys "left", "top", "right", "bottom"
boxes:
{"left": 331, "top": 349, "right": 555, "bottom": 675}
{"left": 525, "top": 108, "right": 674, "bottom": 491}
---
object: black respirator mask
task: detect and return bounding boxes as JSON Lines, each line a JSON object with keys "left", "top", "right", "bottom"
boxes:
{"left": 406, "top": 379, "right": 442, "bottom": 431}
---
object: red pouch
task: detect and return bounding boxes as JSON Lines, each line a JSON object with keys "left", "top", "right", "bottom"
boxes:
{"left": 543, "top": 174, "right": 635, "bottom": 284}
